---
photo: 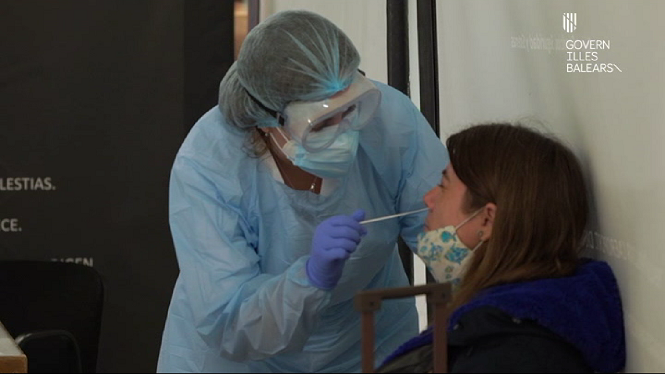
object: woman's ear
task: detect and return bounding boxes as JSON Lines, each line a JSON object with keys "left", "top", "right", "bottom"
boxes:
{"left": 480, "top": 203, "right": 496, "bottom": 241}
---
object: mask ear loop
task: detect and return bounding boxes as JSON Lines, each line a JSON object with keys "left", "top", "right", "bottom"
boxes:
{"left": 454, "top": 207, "right": 484, "bottom": 231}
{"left": 471, "top": 230, "right": 485, "bottom": 251}
{"left": 269, "top": 126, "right": 291, "bottom": 147}
{"left": 453, "top": 207, "right": 486, "bottom": 251}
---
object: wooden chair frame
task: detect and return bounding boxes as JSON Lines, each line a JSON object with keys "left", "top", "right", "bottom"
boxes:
{"left": 354, "top": 282, "right": 452, "bottom": 373}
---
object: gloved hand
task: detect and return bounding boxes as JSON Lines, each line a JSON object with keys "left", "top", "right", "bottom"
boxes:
{"left": 306, "top": 209, "right": 367, "bottom": 290}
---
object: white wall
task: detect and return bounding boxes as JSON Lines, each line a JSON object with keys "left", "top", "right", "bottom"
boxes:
{"left": 435, "top": 1, "right": 665, "bottom": 372}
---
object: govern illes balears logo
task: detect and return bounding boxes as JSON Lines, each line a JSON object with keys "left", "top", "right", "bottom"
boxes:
{"left": 563, "top": 13, "right": 577, "bottom": 33}
{"left": 564, "top": 13, "right": 622, "bottom": 73}
{"left": 509, "top": 13, "right": 622, "bottom": 74}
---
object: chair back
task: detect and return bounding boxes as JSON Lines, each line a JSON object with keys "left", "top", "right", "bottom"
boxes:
{"left": 0, "top": 261, "right": 104, "bottom": 373}
{"left": 355, "top": 282, "right": 452, "bottom": 373}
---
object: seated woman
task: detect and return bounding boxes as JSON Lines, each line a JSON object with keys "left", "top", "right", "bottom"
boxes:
{"left": 377, "top": 123, "right": 625, "bottom": 373}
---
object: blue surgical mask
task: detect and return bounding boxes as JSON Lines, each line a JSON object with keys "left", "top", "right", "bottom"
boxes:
{"left": 272, "top": 128, "right": 360, "bottom": 179}
{"left": 415, "top": 209, "right": 484, "bottom": 285}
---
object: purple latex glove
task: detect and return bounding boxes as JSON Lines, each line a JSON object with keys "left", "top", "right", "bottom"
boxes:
{"left": 306, "top": 209, "right": 367, "bottom": 290}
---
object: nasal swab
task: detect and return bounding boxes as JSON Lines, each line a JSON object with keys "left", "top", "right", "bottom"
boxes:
{"left": 359, "top": 208, "right": 428, "bottom": 224}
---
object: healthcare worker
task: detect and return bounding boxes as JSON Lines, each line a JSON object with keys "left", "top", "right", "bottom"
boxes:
{"left": 157, "top": 10, "right": 448, "bottom": 372}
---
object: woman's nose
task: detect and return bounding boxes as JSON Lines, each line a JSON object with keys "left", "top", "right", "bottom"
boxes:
{"left": 423, "top": 188, "right": 436, "bottom": 209}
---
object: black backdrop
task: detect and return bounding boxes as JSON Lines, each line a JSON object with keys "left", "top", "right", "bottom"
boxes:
{"left": 0, "top": 1, "right": 234, "bottom": 372}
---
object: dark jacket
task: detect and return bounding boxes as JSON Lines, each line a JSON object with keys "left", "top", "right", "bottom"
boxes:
{"left": 377, "top": 259, "right": 625, "bottom": 373}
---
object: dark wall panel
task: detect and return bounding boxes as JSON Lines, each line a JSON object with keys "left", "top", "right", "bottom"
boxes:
{"left": 0, "top": 1, "right": 234, "bottom": 371}
{"left": 184, "top": 1, "right": 235, "bottom": 134}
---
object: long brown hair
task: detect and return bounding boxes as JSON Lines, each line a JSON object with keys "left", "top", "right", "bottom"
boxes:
{"left": 447, "top": 123, "right": 589, "bottom": 311}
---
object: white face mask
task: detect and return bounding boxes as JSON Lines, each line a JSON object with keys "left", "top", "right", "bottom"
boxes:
{"left": 415, "top": 209, "right": 484, "bottom": 285}
{"left": 271, "top": 127, "right": 360, "bottom": 179}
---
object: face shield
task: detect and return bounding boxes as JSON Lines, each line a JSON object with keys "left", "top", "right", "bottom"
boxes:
{"left": 280, "top": 72, "right": 381, "bottom": 152}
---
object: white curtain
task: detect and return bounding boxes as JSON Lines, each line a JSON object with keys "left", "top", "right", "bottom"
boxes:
{"left": 435, "top": 1, "right": 665, "bottom": 371}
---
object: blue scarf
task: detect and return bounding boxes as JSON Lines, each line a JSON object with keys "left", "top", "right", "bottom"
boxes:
{"left": 382, "top": 259, "right": 625, "bottom": 373}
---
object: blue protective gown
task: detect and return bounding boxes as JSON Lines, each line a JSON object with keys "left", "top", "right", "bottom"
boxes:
{"left": 157, "top": 81, "right": 449, "bottom": 372}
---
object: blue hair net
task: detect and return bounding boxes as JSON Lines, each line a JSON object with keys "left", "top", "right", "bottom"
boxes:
{"left": 219, "top": 10, "right": 361, "bottom": 128}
